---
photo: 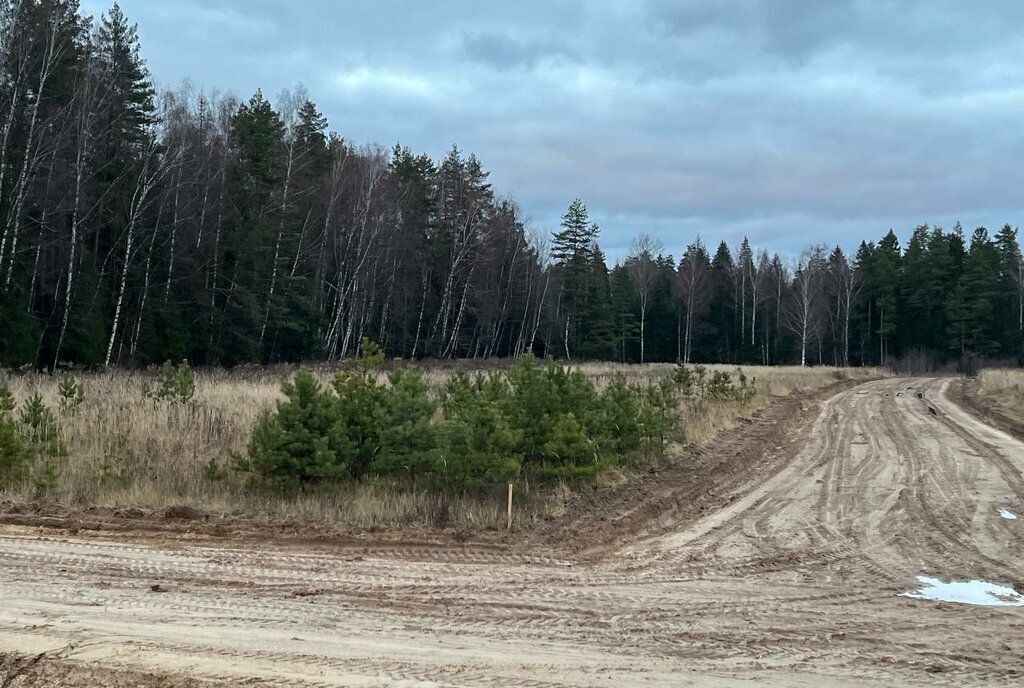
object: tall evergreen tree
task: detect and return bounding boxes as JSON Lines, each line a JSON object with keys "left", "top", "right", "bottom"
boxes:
{"left": 870, "top": 230, "right": 901, "bottom": 364}
{"left": 709, "top": 241, "right": 736, "bottom": 362}
{"left": 551, "top": 199, "right": 600, "bottom": 359}
{"left": 995, "top": 224, "right": 1023, "bottom": 357}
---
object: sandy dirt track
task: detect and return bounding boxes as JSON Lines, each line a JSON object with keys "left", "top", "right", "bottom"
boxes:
{"left": 1, "top": 378, "right": 1022, "bottom": 687}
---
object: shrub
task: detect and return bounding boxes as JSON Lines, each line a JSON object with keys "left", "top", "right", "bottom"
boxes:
{"left": 636, "top": 378, "right": 680, "bottom": 459}
{"left": 673, "top": 363, "right": 755, "bottom": 403}
{"left": 0, "top": 383, "right": 29, "bottom": 488}
{"left": 97, "top": 456, "right": 131, "bottom": 489}
{"left": 32, "top": 460, "right": 58, "bottom": 498}
{"left": 442, "top": 372, "right": 522, "bottom": 488}
{"left": 145, "top": 360, "right": 196, "bottom": 404}
{"left": 503, "top": 356, "right": 603, "bottom": 469}
{"left": 203, "top": 458, "right": 227, "bottom": 482}
{"left": 245, "top": 369, "right": 353, "bottom": 486}
{"left": 57, "top": 372, "right": 85, "bottom": 413}
{"left": 602, "top": 375, "right": 642, "bottom": 453}
{"left": 329, "top": 369, "right": 386, "bottom": 478}
{"left": 19, "top": 393, "right": 66, "bottom": 457}
{"left": 353, "top": 338, "right": 385, "bottom": 371}
{"left": 540, "top": 412, "right": 599, "bottom": 479}
{"left": 673, "top": 363, "right": 707, "bottom": 397}
{"left": 372, "top": 368, "right": 440, "bottom": 477}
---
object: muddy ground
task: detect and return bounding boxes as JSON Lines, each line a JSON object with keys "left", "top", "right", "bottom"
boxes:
{"left": 1, "top": 378, "right": 1022, "bottom": 687}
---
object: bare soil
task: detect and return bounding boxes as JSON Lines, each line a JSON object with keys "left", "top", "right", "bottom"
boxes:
{"left": 2, "top": 378, "right": 1022, "bottom": 687}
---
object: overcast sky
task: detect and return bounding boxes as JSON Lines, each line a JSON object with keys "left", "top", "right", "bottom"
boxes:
{"left": 81, "top": 1, "right": 1024, "bottom": 261}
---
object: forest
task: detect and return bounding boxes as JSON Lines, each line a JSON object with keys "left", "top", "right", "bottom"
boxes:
{"left": 1, "top": 1, "right": 1022, "bottom": 371}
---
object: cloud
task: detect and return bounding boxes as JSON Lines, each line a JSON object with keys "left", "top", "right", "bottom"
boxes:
{"left": 331, "top": 67, "right": 440, "bottom": 100}
{"left": 459, "top": 30, "right": 578, "bottom": 70}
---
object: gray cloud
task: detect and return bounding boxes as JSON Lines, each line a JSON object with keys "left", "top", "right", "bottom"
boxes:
{"left": 459, "top": 30, "right": 578, "bottom": 70}
{"left": 82, "top": 0, "right": 1024, "bottom": 259}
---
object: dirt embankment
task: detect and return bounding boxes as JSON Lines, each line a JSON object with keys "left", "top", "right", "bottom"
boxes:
{"left": 533, "top": 381, "right": 852, "bottom": 557}
{"left": 952, "top": 378, "right": 1024, "bottom": 441}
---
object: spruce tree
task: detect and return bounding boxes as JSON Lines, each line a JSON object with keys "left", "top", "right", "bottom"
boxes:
{"left": 709, "top": 242, "right": 736, "bottom": 362}
{"left": 958, "top": 227, "right": 1001, "bottom": 355}
{"left": 994, "top": 224, "right": 1023, "bottom": 356}
{"left": 871, "top": 230, "right": 901, "bottom": 364}
{"left": 578, "top": 245, "right": 615, "bottom": 360}
{"left": 551, "top": 199, "right": 600, "bottom": 358}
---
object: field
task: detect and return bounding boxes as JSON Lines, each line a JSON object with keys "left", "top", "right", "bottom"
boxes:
{"left": 0, "top": 362, "right": 880, "bottom": 530}
{"left": 3, "top": 366, "right": 1024, "bottom": 687}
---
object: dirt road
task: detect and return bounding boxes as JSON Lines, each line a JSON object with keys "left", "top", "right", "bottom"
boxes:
{"left": 1, "top": 378, "right": 1022, "bottom": 687}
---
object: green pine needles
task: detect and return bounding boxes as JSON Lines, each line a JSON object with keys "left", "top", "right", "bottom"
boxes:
{"left": 144, "top": 360, "right": 196, "bottom": 404}
{"left": 0, "top": 382, "right": 67, "bottom": 492}
{"left": 240, "top": 354, "right": 758, "bottom": 491}
{"left": 0, "top": 384, "right": 29, "bottom": 487}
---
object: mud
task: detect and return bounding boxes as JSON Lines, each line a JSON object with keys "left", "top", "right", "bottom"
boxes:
{"left": 1, "top": 378, "right": 1022, "bottom": 687}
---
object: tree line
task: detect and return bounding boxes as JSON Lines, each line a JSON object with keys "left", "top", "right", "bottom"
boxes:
{"left": 1, "top": 1, "right": 1022, "bottom": 370}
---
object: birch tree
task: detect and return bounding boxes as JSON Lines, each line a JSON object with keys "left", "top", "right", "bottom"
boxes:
{"left": 626, "top": 233, "right": 663, "bottom": 363}
{"left": 674, "top": 238, "right": 711, "bottom": 364}
{"left": 786, "top": 246, "right": 827, "bottom": 367}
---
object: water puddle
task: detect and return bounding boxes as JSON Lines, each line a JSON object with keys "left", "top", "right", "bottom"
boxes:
{"left": 902, "top": 576, "right": 1024, "bottom": 606}
{"left": 999, "top": 508, "right": 1018, "bottom": 520}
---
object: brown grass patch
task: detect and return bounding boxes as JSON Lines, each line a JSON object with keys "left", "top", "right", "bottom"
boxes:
{"left": 974, "top": 368, "right": 1024, "bottom": 425}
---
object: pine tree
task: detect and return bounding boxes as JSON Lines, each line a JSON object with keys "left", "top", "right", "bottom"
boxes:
{"left": 96, "top": 3, "right": 154, "bottom": 141}
{"left": 578, "top": 245, "right": 615, "bottom": 360}
{"left": 551, "top": 199, "right": 600, "bottom": 358}
{"left": 957, "top": 227, "right": 1001, "bottom": 356}
{"left": 551, "top": 199, "right": 597, "bottom": 266}
{"left": 923, "top": 227, "right": 955, "bottom": 352}
{"left": 222, "top": 89, "right": 286, "bottom": 363}
{"left": 295, "top": 99, "right": 330, "bottom": 174}
{"left": 871, "top": 230, "right": 901, "bottom": 364}
{"left": 994, "top": 224, "right": 1023, "bottom": 356}
{"left": 232, "top": 90, "right": 285, "bottom": 186}
{"left": 737, "top": 237, "right": 754, "bottom": 359}
{"left": 900, "top": 225, "right": 931, "bottom": 352}
{"left": 709, "top": 242, "right": 736, "bottom": 362}
{"left": 609, "top": 263, "right": 638, "bottom": 362}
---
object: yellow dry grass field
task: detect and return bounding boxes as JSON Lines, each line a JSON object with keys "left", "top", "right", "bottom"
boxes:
{"left": 0, "top": 362, "right": 883, "bottom": 530}
{"left": 976, "top": 368, "right": 1024, "bottom": 421}
{"left": 977, "top": 367, "right": 1024, "bottom": 400}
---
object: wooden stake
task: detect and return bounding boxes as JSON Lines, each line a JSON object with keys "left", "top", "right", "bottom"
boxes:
{"left": 506, "top": 483, "right": 513, "bottom": 531}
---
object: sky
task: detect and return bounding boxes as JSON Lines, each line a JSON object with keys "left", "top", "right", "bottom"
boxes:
{"left": 81, "top": 0, "right": 1024, "bottom": 261}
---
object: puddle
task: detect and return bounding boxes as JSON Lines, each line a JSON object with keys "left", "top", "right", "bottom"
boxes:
{"left": 999, "top": 508, "right": 1018, "bottom": 520}
{"left": 902, "top": 576, "right": 1024, "bottom": 606}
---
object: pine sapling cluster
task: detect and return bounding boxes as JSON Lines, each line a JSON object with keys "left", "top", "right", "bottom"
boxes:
{"left": 144, "top": 360, "right": 196, "bottom": 404}
{"left": 239, "top": 350, "right": 763, "bottom": 493}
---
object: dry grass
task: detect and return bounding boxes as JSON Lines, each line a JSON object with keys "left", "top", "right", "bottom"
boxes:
{"left": 978, "top": 368, "right": 1024, "bottom": 397}
{"left": 0, "top": 362, "right": 884, "bottom": 530}
{"left": 977, "top": 369, "right": 1024, "bottom": 420}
